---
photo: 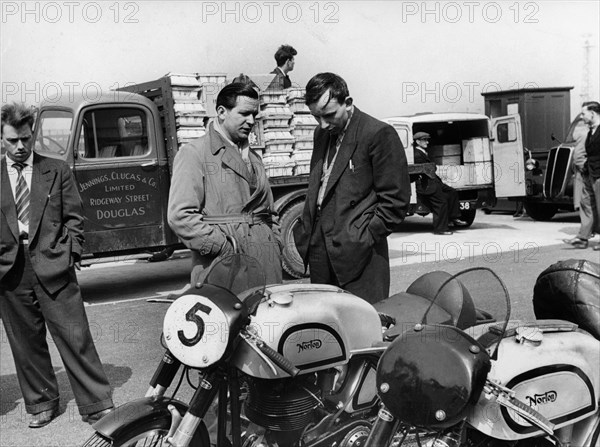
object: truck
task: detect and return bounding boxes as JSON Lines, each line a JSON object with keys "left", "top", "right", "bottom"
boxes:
{"left": 383, "top": 112, "right": 527, "bottom": 225}
{"left": 481, "top": 86, "right": 576, "bottom": 220}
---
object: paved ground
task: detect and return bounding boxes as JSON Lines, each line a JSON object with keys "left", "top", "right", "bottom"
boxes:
{"left": 1, "top": 211, "right": 598, "bottom": 446}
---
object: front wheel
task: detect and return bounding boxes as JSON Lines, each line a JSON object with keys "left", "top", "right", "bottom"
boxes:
{"left": 82, "top": 415, "right": 209, "bottom": 447}
{"left": 459, "top": 208, "right": 477, "bottom": 227}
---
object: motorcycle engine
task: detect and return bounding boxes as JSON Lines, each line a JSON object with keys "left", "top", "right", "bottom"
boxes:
{"left": 244, "top": 377, "right": 323, "bottom": 436}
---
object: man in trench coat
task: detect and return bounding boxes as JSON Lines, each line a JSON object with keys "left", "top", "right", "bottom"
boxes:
{"left": 168, "top": 82, "right": 283, "bottom": 285}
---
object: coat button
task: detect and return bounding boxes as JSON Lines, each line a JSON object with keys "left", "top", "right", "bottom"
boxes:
{"left": 350, "top": 200, "right": 356, "bottom": 207}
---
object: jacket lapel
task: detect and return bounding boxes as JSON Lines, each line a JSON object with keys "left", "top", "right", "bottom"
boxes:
{"left": 28, "top": 154, "right": 57, "bottom": 240}
{"left": 323, "top": 108, "right": 361, "bottom": 199}
{"left": 209, "top": 124, "right": 251, "bottom": 183}
{"left": 0, "top": 157, "right": 20, "bottom": 241}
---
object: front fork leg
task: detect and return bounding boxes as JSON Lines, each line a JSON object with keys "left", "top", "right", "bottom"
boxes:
{"left": 168, "top": 370, "right": 223, "bottom": 447}
{"left": 364, "top": 405, "right": 400, "bottom": 447}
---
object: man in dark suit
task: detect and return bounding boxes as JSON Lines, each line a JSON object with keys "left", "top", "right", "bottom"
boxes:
{"left": 412, "top": 132, "right": 467, "bottom": 235}
{"left": 293, "top": 73, "right": 410, "bottom": 304}
{"left": 0, "top": 102, "right": 113, "bottom": 428}
{"left": 269, "top": 44, "right": 297, "bottom": 90}
{"left": 565, "top": 101, "right": 600, "bottom": 250}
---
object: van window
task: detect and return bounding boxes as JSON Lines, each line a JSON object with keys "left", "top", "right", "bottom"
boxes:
{"left": 78, "top": 107, "right": 150, "bottom": 159}
{"left": 497, "top": 122, "right": 517, "bottom": 143}
{"left": 34, "top": 110, "right": 73, "bottom": 158}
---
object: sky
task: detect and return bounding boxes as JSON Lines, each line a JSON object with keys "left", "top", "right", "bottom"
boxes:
{"left": 1, "top": 1, "right": 599, "bottom": 121}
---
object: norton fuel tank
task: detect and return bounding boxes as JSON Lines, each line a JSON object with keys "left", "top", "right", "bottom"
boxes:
{"left": 233, "top": 284, "right": 383, "bottom": 378}
{"left": 468, "top": 320, "right": 600, "bottom": 441}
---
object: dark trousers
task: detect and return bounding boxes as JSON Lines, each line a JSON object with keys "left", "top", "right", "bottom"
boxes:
{"left": 419, "top": 182, "right": 461, "bottom": 232}
{"left": 0, "top": 244, "right": 113, "bottom": 415}
{"left": 577, "top": 174, "right": 600, "bottom": 240}
{"left": 308, "top": 212, "right": 390, "bottom": 304}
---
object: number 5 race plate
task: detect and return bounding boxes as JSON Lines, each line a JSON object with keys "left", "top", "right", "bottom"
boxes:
{"left": 163, "top": 294, "right": 230, "bottom": 368}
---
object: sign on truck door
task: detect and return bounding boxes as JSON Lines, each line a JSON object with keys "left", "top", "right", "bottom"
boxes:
{"left": 69, "top": 104, "right": 171, "bottom": 255}
{"left": 491, "top": 114, "right": 526, "bottom": 198}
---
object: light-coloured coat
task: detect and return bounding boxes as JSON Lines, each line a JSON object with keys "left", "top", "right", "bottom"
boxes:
{"left": 168, "top": 122, "right": 282, "bottom": 285}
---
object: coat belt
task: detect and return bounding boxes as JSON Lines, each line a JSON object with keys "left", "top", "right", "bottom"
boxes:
{"left": 202, "top": 213, "right": 271, "bottom": 225}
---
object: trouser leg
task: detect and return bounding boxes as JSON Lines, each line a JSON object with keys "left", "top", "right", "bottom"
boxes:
{"left": 577, "top": 175, "right": 595, "bottom": 240}
{"left": 35, "top": 271, "right": 113, "bottom": 415}
{"left": 441, "top": 183, "right": 461, "bottom": 219}
{"left": 424, "top": 192, "right": 450, "bottom": 233}
{"left": 0, "top": 245, "right": 59, "bottom": 415}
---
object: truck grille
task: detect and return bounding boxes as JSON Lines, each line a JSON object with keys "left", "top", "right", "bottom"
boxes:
{"left": 543, "top": 147, "right": 572, "bottom": 199}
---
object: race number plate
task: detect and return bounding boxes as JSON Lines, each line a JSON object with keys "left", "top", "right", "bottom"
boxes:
{"left": 163, "top": 294, "right": 230, "bottom": 368}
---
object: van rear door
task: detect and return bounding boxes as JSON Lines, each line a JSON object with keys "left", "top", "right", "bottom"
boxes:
{"left": 72, "top": 104, "right": 173, "bottom": 256}
{"left": 491, "top": 114, "right": 526, "bottom": 197}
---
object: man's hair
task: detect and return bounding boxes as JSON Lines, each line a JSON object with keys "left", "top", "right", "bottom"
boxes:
{"left": 305, "top": 72, "right": 350, "bottom": 106}
{"left": 582, "top": 101, "right": 600, "bottom": 114}
{"left": 274, "top": 45, "right": 297, "bottom": 67}
{"left": 216, "top": 82, "right": 259, "bottom": 110}
{"left": 1, "top": 102, "right": 35, "bottom": 135}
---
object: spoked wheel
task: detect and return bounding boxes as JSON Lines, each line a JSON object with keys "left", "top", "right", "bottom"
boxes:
{"left": 82, "top": 415, "right": 209, "bottom": 447}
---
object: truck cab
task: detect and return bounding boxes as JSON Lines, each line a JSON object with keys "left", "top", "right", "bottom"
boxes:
{"left": 33, "top": 92, "right": 177, "bottom": 262}
{"left": 384, "top": 112, "right": 525, "bottom": 226}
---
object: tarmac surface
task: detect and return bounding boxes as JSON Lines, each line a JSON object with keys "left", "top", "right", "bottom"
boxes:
{"left": 1, "top": 210, "right": 598, "bottom": 446}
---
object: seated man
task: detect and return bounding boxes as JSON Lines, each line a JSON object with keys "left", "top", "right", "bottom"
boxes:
{"left": 412, "top": 132, "right": 467, "bottom": 235}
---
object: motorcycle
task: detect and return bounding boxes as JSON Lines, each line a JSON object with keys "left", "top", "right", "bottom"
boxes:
{"left": 364, "top": 265, "right": 600, "bottom": 447}
{"left": 81, "top": 252, "right": 493, "bottom": 447}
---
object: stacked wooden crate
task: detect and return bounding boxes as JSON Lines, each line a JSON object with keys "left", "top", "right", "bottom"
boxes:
{"left": 288, "top": 88, "right": 316, "bottom": 175}
{"left": 259, "top": 90, "right": 295, "bottom": 177}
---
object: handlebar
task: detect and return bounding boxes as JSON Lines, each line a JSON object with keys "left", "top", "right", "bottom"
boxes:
{"left": 256, "top": 339, "right": 300, "bottom": 377}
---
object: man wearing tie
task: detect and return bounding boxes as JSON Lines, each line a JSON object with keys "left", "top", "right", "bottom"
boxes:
{"left": 0, "top": 102, "right": 113, "bottom": 428}
{"left": 293, "top": 73, "right": 410, "bottom": 304}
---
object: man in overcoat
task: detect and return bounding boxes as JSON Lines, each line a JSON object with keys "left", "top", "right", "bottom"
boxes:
{"left": 412, "top": 132, "right": 467, "bottom": 235}
{"left": 168, "top": 82, "right": 283, "bottom": 285}
{"left": 293, "top": 72, "right": 409, "bottom": 304}
{"left": 0, "top": 102, "right": 113, "bottom": 428}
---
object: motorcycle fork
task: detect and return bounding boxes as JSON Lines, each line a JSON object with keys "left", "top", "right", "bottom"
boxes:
{"left": 364, "top": 405, "right": 400, "bottom": 447}
{"left": 168, "top": 368, "right": 223, "bottom": 447}
{"left": 145, "top": 349, "right": 182, "bottom": 398}
{"left": 218, "top": 368, "right": 242, "bottom": 447}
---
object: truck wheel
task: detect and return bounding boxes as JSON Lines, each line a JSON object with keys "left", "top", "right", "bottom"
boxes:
{"left": 524, "top": 203, "right": 557, "bottom": 221}
{"left": 280, "top": 201, "right": 309, "bottom": 279}
{"left": 459, "top": 208, "right": 477, "bottom": 227}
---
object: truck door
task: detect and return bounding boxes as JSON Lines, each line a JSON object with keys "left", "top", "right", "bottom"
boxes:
{"left": 491, "top": 115, "right": 526, "bottom": 197}
{"left": 72, "top": 104, "right": 172, "bottom": 255}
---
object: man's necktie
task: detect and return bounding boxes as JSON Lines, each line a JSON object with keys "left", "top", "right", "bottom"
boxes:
{"left": 13, "top": 162, "right": 30, "bottom": 225}
{"left": 327, "top": 135, "right": 338, "bottom": 166}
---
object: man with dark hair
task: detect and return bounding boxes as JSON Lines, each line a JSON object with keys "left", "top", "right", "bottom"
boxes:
{"left": 270, "top": 44, "right": 297, "bottom": 89}
{"left": 565, "top": 101, "right": 600, "bottom": 250}
{"left": 293, "top": 72, "right": 410, "bottom": 304}
{"left": 412, "top": 132, "right": 467, "bottom": 235}
{"left": 0, "top": 102, "right": 114, "bottom": 428}
{"left": 168, "top": 83, "right": 283, "bottom": 285}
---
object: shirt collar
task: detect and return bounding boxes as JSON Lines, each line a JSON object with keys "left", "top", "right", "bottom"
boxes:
{"left": 213, "top": 119, "right": 249, "bottom": 152}
{"left": 8, "top": 152, "right": 34, "bottom": 168}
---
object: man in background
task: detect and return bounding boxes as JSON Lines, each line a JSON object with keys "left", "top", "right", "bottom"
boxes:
{"left": 565, "top": 101, "right": 600, "bottom": 250}
{"left": 412, "top": 132, "right": 468, "bottom": 235}
{"left": 269, "top": 44, "right": 297, "bottom": 89}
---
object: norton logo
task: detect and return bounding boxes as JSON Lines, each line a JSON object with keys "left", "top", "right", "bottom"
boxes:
{"left": 297, "top": 339, "right": 322, "bottom": 353}
{"left": 526, "top": 390, "right": 557, "bottom": 407}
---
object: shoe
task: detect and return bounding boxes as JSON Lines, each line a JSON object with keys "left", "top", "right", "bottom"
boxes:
{"left": 562, "top": 237, "right": 588, "bottom": 249}
{"left": 29, "top": 407, "right": 58, "bottom": 428}
{"left": 434, "top": 231, "right": 453, "bottom": 235}
{"left": 82, "top": 407, "right": 114, "bottom": 424}
{"left": 450, "top": 219, "right": 469, "bottom": 228}
{"left": 593, "top": 245, "right": 600, "bottom": 251}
